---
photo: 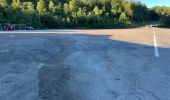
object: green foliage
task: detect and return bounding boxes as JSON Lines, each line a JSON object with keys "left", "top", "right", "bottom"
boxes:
{"left": 37, "top": 0, "right": 46, "bottom": 14}
{"left": 111, "top": 0, "right": 124, "bottom": 15}
{"left": 69, "top": 0, "right": 79, "bottom": 13}
{"left": 77, "top": 8, "right": 86, "bottom": 17}
{"left": 151, "top": 6, "right": 170, "bottom": 27}
{"left": 63, "top": 3, "right": 70, "bottom": 15}
{"left": 0, "top": 0, "right": 169, "bottom": 29}
{"left": 22, "top": 2, "right": 35, "bottom": 12}
{"left": 12, "top": 0, "right": 21, "bottom": 8}
{"left": 0, "top": 0, "right": 8, "bottom": 7}
{"left": 125, "top": 2, "right": 149, "bottom": 22}
{"left": 55, "top": 2, "right": 62, "bottom": 16}
{"left": 49, "top": 1, "right": 54, "bottom": 10}
{"left": 150, "top": 9, "right": 160, "bottom": 21}
{"left": 93, "top": 6, "right": 101, "bottom": 16}
{"left": 152, "top": 6, "right": 170, "bottom": 16}
{"left": 159, "top": 16, "right": 170, "bottom": 27}
{"left": 119, "top": 12, "right": 128, "bottom": 23}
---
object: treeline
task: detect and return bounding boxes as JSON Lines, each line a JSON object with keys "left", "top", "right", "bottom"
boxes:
{"left": 151, "top": 6, "right": 170, "bottom": 27}
{"left": 0, "top": 0, "right": 170, "bottom": 28}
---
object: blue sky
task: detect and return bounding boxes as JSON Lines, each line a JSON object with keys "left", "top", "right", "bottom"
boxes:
{"left": 139, "top": 0, "right": 170, "bottom": 7}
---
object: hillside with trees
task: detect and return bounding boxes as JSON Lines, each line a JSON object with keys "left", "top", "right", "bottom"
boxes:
{"left": 0, "top": 0, "right": 170, "bottom": 28}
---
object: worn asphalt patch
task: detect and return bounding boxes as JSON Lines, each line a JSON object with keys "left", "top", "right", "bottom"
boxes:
{"left": 0, "top": 29, "right": 170, "bottom": 100}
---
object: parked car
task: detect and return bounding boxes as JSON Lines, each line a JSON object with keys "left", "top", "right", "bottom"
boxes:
{"left": 26, "top": 25, "right": 34, "bottom": 30}
{"left": 2, "top": 24, "right": 15, "bottom": 31}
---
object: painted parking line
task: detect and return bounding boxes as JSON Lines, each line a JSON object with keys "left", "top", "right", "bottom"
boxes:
{"left": 0, "top": 50, "right": 9, "bottom": 53}
{"left": 152, "top": 26, "right": 160, "bottom": 58}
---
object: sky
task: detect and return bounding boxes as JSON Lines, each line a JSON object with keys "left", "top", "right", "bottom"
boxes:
{"left": 139, "top": 0, "right": 170, "bottom": 7}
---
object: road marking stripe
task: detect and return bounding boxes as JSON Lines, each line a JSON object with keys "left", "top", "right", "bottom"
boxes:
{"left": 0, "top": 50, "right": 9, "bottom": 53}
{"left": 152, "top": 27, "right": 160, "bottom": 58}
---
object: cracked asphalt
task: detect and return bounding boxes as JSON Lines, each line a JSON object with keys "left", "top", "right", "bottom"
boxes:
{"left": 0, "top": 28, "right": 170, "bottom": 100}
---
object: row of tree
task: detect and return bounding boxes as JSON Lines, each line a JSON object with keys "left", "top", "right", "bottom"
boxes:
{"left": 151, "top": 6, "right": 170, "bottom": 27}
{"left": 0, "top": 0, "right": 170, "bottom": 28}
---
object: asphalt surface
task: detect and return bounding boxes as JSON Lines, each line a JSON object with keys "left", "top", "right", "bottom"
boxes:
{"left": 0, "top": 28, "right": 170, "bottom": 100}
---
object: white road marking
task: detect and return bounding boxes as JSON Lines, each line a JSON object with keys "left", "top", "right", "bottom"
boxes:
{"left": 0, "top": 50, "right": 9, "bottom": 53}
{"left": 9, "top": 35, "right": 15, "bottom": 38}
{"left": 152, "top": 26, "right": 160, "bottom": 58}
{"left": 38, "top": 63, "right": 53, "bottom": 69}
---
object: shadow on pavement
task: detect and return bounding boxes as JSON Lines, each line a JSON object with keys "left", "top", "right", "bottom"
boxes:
{"left": 0, "top": 33, "right": 169, "bottom": 100}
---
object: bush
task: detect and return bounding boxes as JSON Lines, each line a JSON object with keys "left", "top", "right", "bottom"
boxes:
{"left": 159, "top": 16, "right": 170, "bottom": 27}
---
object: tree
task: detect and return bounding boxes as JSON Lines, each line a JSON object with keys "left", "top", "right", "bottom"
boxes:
{"left": 63, "top": 3, "right": 70, "bottom": 15}
{"left": 124, "top": 2, "right": 133, "bottom": 17}
{"left": 81, "top": 0, "right": 96, "bottom": 7}
{"left": 150, "top": 9, "right": 160, "bottom": 21}
{"left": 160, "top": 16, "right": 170, "bottom": 27}
{"left": 12, "top": 0, "right": 20, "bottom": 8}
{"left": 22, "top": 2, "right": 35, "bottom": 12}
{"left": 124, "top": 2, "right": 149, "bottom": 22}
{"left": 48, "top": 0, "right": 55, "bottom": 14}
{"left": 0, "top": 0, "right": 169, "bottom": 28}
{"left": 152, "top": 6, "right": 170, "bottom": 16}
{"left": 0, "top": 0, "right": 8, "bottom": 7}
{"left": 151, "top": 6, "right": 170, "bottom": 27}
{"left": 37, "top": 0, "right": 46, "bottom": 14}
{"left": 77, "top": 8, "right": 86, "bottom": 17}
{"left": 55, "top": 2, "right": 63, "bottom": 17}
{"left": 93, "top": 6, "right": 101, "bottom": 16}
{"left": 111, "top": 0, "right": 125, "bottom": 15}
{"left": 119, "top": 12, "right": 128, "bottom": 23}
{"left": 69, "top": 0, "right": 79, "bottom": 13}
{"left": 99, "top": 0, "right": 111, "bottom": 5}
{"left": 37, "top": 0, "right": 46, "bottom": 26}
{"left": 49, "top": 1, "right": 54, "bottom": 10}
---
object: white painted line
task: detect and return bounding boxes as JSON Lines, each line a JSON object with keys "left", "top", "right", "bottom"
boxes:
{"left": 0, "top": 50, "right": 9, "bottom": 53}
{"left": 9, "top": 35, "right": 15, "bottom": 38}
{"left": 152, "top": 26, "right": 160, "bottom": 58}
{"left": 38, "top": 63, "right": 53, "bottom": 69}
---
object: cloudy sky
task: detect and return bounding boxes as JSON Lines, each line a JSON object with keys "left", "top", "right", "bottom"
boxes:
{"left": 139, "top": 0, "right": 170, "bottom": 7}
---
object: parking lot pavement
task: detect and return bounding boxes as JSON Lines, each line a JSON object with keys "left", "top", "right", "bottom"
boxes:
{"left": 0, "top": 28, "right": 170, "bottom": 100}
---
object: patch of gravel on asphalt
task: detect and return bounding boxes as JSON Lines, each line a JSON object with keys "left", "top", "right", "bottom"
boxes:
{"left": 0, "top": 36, "right": 61, "bottom": 100}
